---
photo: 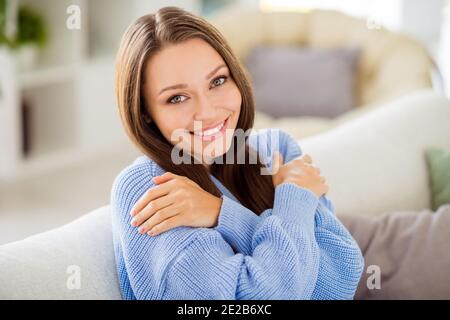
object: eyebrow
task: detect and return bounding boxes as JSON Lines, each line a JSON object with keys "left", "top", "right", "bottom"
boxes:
{"left": 158, "top": 64, "right": 227, "bottom": 96}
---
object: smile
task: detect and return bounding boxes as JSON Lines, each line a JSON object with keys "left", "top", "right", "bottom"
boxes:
{"left": 189, "top": 116, "right": 230, "bottom": 141}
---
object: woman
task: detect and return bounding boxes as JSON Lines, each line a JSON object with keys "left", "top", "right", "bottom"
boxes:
{"left": 111, "top": 6, "right": 364, "bottom": 300}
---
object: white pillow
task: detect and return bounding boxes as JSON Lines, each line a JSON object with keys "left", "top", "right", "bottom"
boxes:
{"left": 299, "top": 90, "right": 450, "bottom": 217}
{"left": 0, "top": 206, "right": 121, "bottom": 299}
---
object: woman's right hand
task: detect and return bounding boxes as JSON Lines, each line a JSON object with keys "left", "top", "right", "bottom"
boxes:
{"left": 271, "top": 151, "right": 329, "bottom": 198}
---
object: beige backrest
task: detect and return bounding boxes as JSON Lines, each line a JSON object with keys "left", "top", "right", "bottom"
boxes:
{"left": 208, "top": 6, "right": 434, "bottom": 107}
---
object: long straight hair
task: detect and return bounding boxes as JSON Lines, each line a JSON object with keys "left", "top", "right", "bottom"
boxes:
{"left": 115, "top": 6, "right": 275, "bottom": 214}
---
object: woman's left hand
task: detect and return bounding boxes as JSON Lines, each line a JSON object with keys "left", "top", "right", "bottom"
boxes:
{"left": 129, "top": 172, "right": 223, "bottom": 236}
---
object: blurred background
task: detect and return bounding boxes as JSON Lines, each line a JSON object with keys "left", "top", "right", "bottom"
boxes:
{"left": 0, "top": 0, "right": 449, "bottom": 245}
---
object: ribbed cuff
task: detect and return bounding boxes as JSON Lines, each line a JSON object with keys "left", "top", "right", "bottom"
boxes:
{"left": 315, "top": 196, "right": 339, "bottom": 228}
{"left": 214, "top": 195, "right": 263, "bottom": 255}
{"left": 272, "top": 182, "right": 319, "bottom": 227}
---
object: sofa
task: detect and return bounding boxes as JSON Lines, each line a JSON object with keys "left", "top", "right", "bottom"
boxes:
{"left": 1, "top": 90, "right": 449, "bottom": 299}
{"left": 208, "top": 6, "right": 437, "bottom": 139}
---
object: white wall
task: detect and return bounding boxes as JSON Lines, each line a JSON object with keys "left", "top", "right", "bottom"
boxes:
{"left": 401, "top": 0, "right": 445, "bottom": 51}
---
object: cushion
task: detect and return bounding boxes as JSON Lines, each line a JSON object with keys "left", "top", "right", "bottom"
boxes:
{"left": 340, "top": 204, "right": 450, "bottom": 299}
{"left": 425, "top": 147, "right": 450, "bottom": 211}
{"left": 253, "top": 110, "right": 336, "bottom": 140}
{"left": 0, "top": 205, "right": 121, "bottom": 299}
{"left": 209, "top": 6, "right": 434, "bottom": 108}
{"left": 244, "top": 45, "right": 360, "bottom": 118}
{"left": 299, "top": 90, "right": 450, "bottom": 217}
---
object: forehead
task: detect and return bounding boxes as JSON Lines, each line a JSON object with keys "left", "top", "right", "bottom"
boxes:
{"left": 145, "top": 38, "right": 226, "bottom": 93}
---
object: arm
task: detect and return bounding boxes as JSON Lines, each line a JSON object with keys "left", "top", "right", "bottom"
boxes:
{"left": 211, "top": 128, "right": 310, "bottom": 255}
{"left": 215, "top": 128, "right": 350, "bottom": 247}
{"left": 112, "top": 163, "right": 321, "bottom": 299}
{"left": 162, "top": 182, "right": 321, "bottom": 300}
{"left": 237, "top": 128, "right": 364, "bottom": 299}
{"left": 213, "top": 182, "right": 363, "bottom": 300}
{"left": 213, "top": 194, "right": 268, "bottom": 255}
{"left": 311, "top": 201, "right": 365, "bottom": 299}
{"left": 278, "top": 129, "right": 364, "bottom": 299}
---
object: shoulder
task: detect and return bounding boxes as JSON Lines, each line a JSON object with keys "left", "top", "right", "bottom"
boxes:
{"left": 110, "top": 155, "right": 213, "bottom": 251}
{"left": 110, "top": 155, "right": 219, "bottom": 235}
{"left": 248, "top": 128, "right": 303, "bottom": 166}
{"left": 111, "top": 156, "right": 154, "bottom": 200}
{"left": 110, "top": 155, "right": 165, "bottom": 219}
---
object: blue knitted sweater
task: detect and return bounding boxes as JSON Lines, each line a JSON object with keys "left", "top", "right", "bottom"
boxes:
{"left": 111, "top": 128, "right": 364, "bottom": 300}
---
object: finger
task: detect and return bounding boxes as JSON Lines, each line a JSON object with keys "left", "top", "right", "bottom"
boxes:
{"left": 145, "top": 207, "right": 183, "bottom": 236}
{"left": 292, "top": 157, "right": 310, "bottom": 167}
{"left": 152, "top": 172, "right": 178, "bottom": 184}
{"left": 130, "top": 182, "right": 171, "bottom": 216}
{"left": 154, "top": 172, "right": 193, "bottom": 189}
{"left": 131, "top": 193, "right": 175, "bottom": 227}
{"left": 139, "top": 204, "right": 181, "bottom": 234}
{"left": 271, "top": 151, "right": 284, "bottom": 175}
{"left": 302, "top": 154, "right": 312, "bottom": 164}
{"left": 306, "top": 164, "right": 320, "bottom": 174}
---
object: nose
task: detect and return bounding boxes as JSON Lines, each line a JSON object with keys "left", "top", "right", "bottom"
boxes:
{"left": 193, "top": 93, "right": 217, "bottom": 122}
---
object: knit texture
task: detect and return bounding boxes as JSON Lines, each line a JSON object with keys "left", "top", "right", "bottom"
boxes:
{"left": 111, "top": 128, "right": 364, "bottom": 300}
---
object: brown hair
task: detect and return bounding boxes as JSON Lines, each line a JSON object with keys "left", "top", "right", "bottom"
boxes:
{"left": 115, "top": 6, "right": 275, "bottom": 215}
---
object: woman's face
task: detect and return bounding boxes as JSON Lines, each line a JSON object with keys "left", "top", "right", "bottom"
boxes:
{"left": 143, "top": 37, "right": 242, "bottom": 167}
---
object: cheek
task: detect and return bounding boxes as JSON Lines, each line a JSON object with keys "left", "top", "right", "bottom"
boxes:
{"left": 153, "top": 109, "right": 190, "bottom": 141}
{"left": 219, "top": 84, "right": 242, "bottom": 113}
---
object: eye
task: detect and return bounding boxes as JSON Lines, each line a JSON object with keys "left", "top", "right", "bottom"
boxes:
{"left": 167, "top": 95, "right": 187, "bottom": 105}
{"left": 211, "top": 75, "right": 228, "bottom": 88}
{"left": 166, "top": 75, "right": 228, "bottom": 105}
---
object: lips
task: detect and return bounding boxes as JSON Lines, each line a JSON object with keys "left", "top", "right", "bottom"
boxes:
{"left": 190, "top": 116, "right": 230, "bottom": 137}
{"left": 188, "top": 116, "right": 230, "bottom": 141}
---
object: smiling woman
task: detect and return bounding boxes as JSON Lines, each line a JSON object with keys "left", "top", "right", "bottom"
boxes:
{"left": 112, "top": 6, "right": 364, "bottom": 300}
{"left": 143, "top": 38, "right": 241, "bottom": 161}
{"left": 114, "top": 6, "right": 272, "bottom": 214}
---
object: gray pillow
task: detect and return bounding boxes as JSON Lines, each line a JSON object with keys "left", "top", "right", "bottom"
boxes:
{"left": 245, "top": 46, "right": 360, "bottom": 118}
{"left": 340, "top": 204, "right": 450, "bottom": 299}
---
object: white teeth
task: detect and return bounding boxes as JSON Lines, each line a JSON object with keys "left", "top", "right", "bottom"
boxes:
{"left": 193, "top": 121, "right": 224, "bottom": 137}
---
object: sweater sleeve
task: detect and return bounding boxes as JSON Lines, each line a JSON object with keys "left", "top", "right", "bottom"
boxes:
{"left": 211, "top": 127, "right": 324, "bottom": 256}
{"left": 213, "top": 195, "right": 269, "bottom": 255}
{"left": 277, "top": 129, "right": 365, "bottom": 299}
{"left": 211, "top": 128, "right": 310, "bottom": 255}
{"left": 310, "top": 201, "right": 364, "bottom": 299}
{"left": 112, "top": 159, "right": 322, "bottom": 299}
{"left": 214, "top": 129, "right": 334, "bottom": 254}
{"left": 162, "top": 182, "right": 321, "bottom": 300}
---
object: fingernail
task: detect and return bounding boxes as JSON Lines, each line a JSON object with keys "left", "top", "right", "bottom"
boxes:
{"left": 138, "top": 227, "right": 144, "bottom": 234}
{"left": 130, "top": 218, "right": 137, "bottom": 226}
{"left": 130, "top": 209, "right": 135, "bottom": 216}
